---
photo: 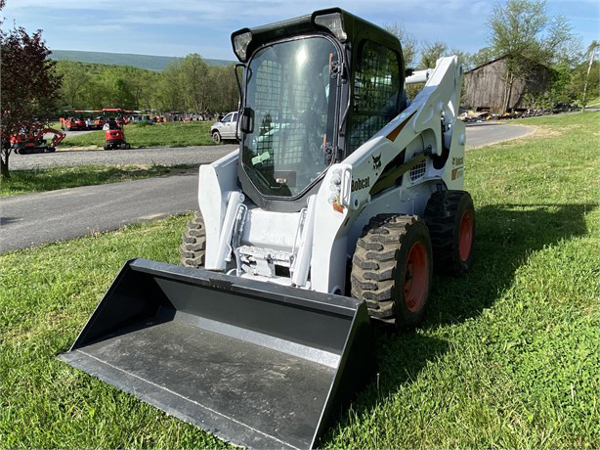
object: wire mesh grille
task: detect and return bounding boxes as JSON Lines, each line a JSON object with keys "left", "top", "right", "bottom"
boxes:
{"left": 348, "top": 41, "right": 400, "bottom": 153}
{"left": 253, "top": 60, "right": 311, "bottom": 167}
{"left": 409, "top": 160, "right": 427, "bottom": 181}
{"left": 242, "top": 38, "right": 338, "bottom": 198}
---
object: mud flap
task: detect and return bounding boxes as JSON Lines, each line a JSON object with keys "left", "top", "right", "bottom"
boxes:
{"left": 58, "top": 259, "right": 376, "bottom": 449}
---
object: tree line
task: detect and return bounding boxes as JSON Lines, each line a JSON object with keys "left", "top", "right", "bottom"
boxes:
{"left": 54, "top": 54, "right": 239, "bottom": 114}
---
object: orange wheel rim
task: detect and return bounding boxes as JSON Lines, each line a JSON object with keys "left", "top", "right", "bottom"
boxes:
{"left": 459, "top": 210, "right": 473, "bottom": 262}
{"left": 403, "top": 241, "right": 428, "bottom": 313}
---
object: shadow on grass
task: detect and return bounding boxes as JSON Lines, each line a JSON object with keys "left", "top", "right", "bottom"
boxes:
{"left": 326, "top": 202, "right": 596, "bottom": 440}
{"left": 426, "top": 202, "right": 596, "bottom": 328}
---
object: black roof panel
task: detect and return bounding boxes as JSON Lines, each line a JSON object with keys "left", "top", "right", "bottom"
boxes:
{"left": 231, "top": 7, "right": 401, "bottom": 62}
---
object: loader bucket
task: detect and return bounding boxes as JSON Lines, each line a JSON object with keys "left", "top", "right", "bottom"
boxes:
{"left": 58, "top": 259, "right": 376, "bottom": 449}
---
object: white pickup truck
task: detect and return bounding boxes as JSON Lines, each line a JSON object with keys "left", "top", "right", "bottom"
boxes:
{"left": 210, "top": 111, "right": 238, "bottom": 143}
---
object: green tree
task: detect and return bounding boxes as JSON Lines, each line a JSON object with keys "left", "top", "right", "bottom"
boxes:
{"left": 451, "top": 49, "right": 474, "bottom": 71}
{"left": 419, "top": 40, "right": 449, "bottom": 69}
{"left": 568, "top": 59, "right": 599, "bottom": 107}
{"left": 582, "top": 40, "right": 600, "bottom": 109}
{"left": 81, "top": 77, "right": 106, "bottom": 110}
{"left": 547, "top": 63, "right": 574, "bottom": 106}
{"left": 0, "top": 9, "right": 61, "bottom": 178}
{"left": 180, "top": 54, "right": 209, "bottom": 112}
{"left": 54, "top": 60, "right": 90, "bottom": 108}
{"left": 206, "top": 65, "right": 239, "bottom": 113}
{"left": 383, "top": 23, "right": 418, "bottom": 67}
{"left": 155, "top": 62, "right": 185, "bottom": 112}
{"left": 470, "top": 46, "right": 498, "bottom": 68}
{"left": 489, "top": 0, "right": 576, "bottom": 112}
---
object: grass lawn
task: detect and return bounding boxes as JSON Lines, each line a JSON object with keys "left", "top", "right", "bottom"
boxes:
{"left": 0, "top": 164, "right": 194, "bottom": 197}
{"left": 1, "top": 112, "right": 598, "bottom": 448}
{"left": 60, "top": 121, "right": 218, "bottom": 149}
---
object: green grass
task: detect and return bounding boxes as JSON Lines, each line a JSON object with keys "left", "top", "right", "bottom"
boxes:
{"left": 0, "top": 164, "right": 194, "bottom": 197}
{"left": 60, "top": 121, "right": 218, "bottom": 149}
{"left": 1, "top": 112, "right": 599, "bottom": 448}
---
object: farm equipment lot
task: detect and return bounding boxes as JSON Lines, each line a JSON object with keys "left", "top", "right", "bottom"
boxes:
{"left": 1, "top": 112, "right": 598, "bottom": 448}
{"left": 10, "top": 124, "right": 523, "bottom": 171}
{"left": 57, "top": 121, "right": 217, "bottom": 149}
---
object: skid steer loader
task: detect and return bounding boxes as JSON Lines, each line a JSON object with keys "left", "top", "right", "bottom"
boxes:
{"left": 59, "top": 8, "right": 474, "bottom": 449}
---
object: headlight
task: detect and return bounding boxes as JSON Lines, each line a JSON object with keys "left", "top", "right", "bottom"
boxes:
{"left": 313, "top": 12, "right": 347, "bottom": 42}
{"left": 233, "top": 31, "right": 252, "bottom": 61}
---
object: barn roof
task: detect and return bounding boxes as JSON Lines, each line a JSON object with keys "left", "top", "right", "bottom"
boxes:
{"left": 466, "top": 54, "right": 550, "bottom": 74}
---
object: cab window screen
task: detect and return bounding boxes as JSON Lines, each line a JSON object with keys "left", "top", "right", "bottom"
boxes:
{"left": 242, "top": 37, "right": 338, "bottom": 198}
{"left": 348, "top": 41, "right": 401, "bottom": 153}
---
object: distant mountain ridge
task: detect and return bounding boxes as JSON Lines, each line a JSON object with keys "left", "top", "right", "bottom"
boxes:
{"left": 50, "top": 50, "right": 234, "bottom": 71}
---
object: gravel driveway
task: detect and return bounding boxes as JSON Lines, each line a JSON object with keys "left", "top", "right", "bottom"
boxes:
{"left": 10, "top": 144, "right": 238, "bottom": 170}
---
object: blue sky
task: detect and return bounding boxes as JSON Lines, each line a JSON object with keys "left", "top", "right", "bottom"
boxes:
{"left": 2, "top": 0, "right": 598, "bottom": 60}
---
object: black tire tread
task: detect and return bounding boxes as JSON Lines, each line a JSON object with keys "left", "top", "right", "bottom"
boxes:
{"left": 179, "top": 211, "right": 206, "bottom": 267}
{"left": 351, "top": 214, "right": 421, "bottom": 323}
{"left": 424, "top": 190, "right": 474, "bottom": 276}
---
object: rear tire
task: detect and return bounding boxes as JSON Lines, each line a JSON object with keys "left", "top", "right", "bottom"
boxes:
{"left": 351, "top": 214, "right": 433, "bottom": 328}
{"left": 424, "top": 190, "right": 475, "bottom": 276}
{"left": 212, "top": 131, "right": 221, "bottom": 143}
{"left": 125, "top": 143, "right": 131, "bottom": 149}
{"left": 103, "top": 144, "right": 110, "bottom": 150}
{"left": 180, "top": 211, "right": 206, "bottom": 268}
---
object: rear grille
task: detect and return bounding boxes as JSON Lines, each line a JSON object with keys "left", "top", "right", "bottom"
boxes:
{"left": 409, "top": 160, "right": 427, "bottom": 181}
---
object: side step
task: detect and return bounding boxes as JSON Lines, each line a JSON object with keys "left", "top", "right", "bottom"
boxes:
{"left": 58, "top": 259, "right": 376, "bottom": 449}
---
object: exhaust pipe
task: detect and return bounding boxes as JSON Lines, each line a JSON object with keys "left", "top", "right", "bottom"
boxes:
{"left": 58, "top": 259, "right": 376, "bottom": 449}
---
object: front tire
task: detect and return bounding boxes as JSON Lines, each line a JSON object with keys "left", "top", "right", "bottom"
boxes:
{"left": 212, "top": 130, "right": 221, "bottom": 143}
{"left": 424, "top": 190, "right": 475, "bottom": 276}
{"left": 351, "top": 215, "right": 433, "bottom": 328}
{"left": 180, "top": 211, "right": 206, "bottom": 267}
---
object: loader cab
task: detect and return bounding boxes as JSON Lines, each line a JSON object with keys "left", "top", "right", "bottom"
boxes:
{"left": 232, "top": 8, "right": 406, "bottom": 212}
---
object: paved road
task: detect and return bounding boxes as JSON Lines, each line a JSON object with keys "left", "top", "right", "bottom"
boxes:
{"left": 1, "top": 124, "right": 532, "bottom": 254}
{"left": 465, "top": 123, "right": 533, "bottom": 148}
{"left": 0, "top": 173, "right": 199, "bottom": 253}
{"left": 11, "top": 144, "right": 238, "bottom": 170}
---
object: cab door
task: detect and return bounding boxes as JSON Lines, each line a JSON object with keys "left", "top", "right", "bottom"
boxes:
{"left": 221, "top": 113, "right": 233, "bottom": 138}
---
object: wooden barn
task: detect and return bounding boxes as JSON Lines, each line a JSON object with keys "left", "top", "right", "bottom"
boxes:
{"left": 463, "top": 56, "right": 552, "bottom": 113}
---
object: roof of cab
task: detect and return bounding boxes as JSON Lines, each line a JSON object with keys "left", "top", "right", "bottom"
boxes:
{"left": 231, "top": 7, "right": 401, "bottom": 62}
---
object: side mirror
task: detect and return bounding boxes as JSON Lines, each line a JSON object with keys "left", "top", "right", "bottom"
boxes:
{"left": 240, "top": 107, "right": 254, "bottom": 134}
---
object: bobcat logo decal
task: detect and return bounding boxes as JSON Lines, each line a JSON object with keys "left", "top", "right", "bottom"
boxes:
{"left": 372, "top": 153, "right": 382, "bottom": 172}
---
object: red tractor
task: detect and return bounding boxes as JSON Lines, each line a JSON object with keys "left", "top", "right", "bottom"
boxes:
{"left": 10, "top": 126, "right": 65, "bottom": 154}
{"left": 103, "top": 119, "right": 131, "bottom": 150}
{"left": 60, "top": 116, "right": 86, "bottom": 131}
{"left": 93, "top": 116, "right": 106, "bottom": 130}
{"left": 102, "top": 108, "right": 131, "bottom": 127}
